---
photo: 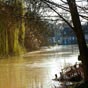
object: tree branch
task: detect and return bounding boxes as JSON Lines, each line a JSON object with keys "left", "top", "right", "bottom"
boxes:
{"left": 41, "top": 0, "right": 74, "bottom": 29}
{"left": 40, "top": 0, "right": 70, "bottom": 12}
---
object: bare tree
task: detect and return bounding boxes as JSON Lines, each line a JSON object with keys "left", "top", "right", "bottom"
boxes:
{"left": 67, "top": 0, "right": 88, "bottom": 81}
{"left": 38, "top": 0, "right": 88, "bottom": 81}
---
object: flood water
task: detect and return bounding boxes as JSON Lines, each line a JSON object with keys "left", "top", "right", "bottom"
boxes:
{"left": 0, "top": 45, "right": 80, "bottom": 88}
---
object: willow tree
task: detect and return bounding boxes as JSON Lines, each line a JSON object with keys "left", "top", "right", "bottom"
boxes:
{"left": 0, "top": 0, "right": 25, "bottom": 56}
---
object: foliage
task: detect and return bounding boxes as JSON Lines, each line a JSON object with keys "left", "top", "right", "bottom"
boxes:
{"left": 0, "top": 0, "right": 53, "bottom": 55}
{"left": 24, "top": 11, "right": 50, "bottom": 51}
{"left": 0, "top": 0, "right": 25, "bottom": 56}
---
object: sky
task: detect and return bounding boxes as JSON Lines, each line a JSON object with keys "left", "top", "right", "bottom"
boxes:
{"left": 46, "top": 0, "right": 88, "bottom": 24}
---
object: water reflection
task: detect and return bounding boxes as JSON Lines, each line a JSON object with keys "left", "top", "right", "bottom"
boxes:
{"left": 0, "top": 45, "right": 79, "bottom": 88}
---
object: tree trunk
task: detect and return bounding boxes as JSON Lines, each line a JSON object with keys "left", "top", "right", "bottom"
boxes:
{"left": 7, "top": 28, "right": 14, "bottom": 55}
{"left": 67, "top": 0, "right": 88, "bottom": 81}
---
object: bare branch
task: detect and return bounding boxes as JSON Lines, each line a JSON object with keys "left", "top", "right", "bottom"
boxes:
{"left": 60, "top": 0, "right": 68, "bottom": 4}
{"left": 77, "top": 5, "right": 88, "bottom": 14}
{"left": 41, "top": 0, "right": 74, "bottom": 29}
{"left": 79, "top": 14, "right": 88, "bottom": 20}
{"left": 40, "top": 0, "right": 70, "bottom": 12}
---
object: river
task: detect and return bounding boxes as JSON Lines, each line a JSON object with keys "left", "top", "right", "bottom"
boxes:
{"left": 0, "top": 45, "right": 80, "bottom": 88}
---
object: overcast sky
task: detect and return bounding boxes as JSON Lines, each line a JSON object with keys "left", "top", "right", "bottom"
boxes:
{"left": 44, "top": 0, "right": 88, "bottom": 24}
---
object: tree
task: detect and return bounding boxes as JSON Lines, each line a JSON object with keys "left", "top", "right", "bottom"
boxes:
{"left": 67, "top": 0, "right": 88, "bottom": 81}
{"left": 6, "top": 0, "right": 88, "bottom": 81}
{"left": 0, "top": 0, "right": 25, "bottom": 56}
{"left": 37, "top": 0, "right": 88, "bottom": 81}
{"left": 24, "top": 11, "right": 50, "bottom": 51}
{"left": 0, "top": 0, "right": 53, "bottom": 55}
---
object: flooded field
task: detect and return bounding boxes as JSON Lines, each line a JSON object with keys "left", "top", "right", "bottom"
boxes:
{"left": 0, "top": 45, "right": 80, "bottom": 88}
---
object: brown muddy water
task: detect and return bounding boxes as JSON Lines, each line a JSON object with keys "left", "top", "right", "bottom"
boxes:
{"left": 0, "top": 45, "right": 80, "bottom": 88}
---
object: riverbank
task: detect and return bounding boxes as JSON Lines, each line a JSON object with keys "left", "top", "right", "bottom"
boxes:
{"left": 0, "top": 45, "right": 79, "bottom": 88}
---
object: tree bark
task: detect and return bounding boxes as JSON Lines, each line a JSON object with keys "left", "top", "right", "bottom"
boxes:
{"left": 7, "top": 27, "right": 14, "bottom": 55}
{"left": 67, "top": 0, "right": 88, "bottom": 81}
